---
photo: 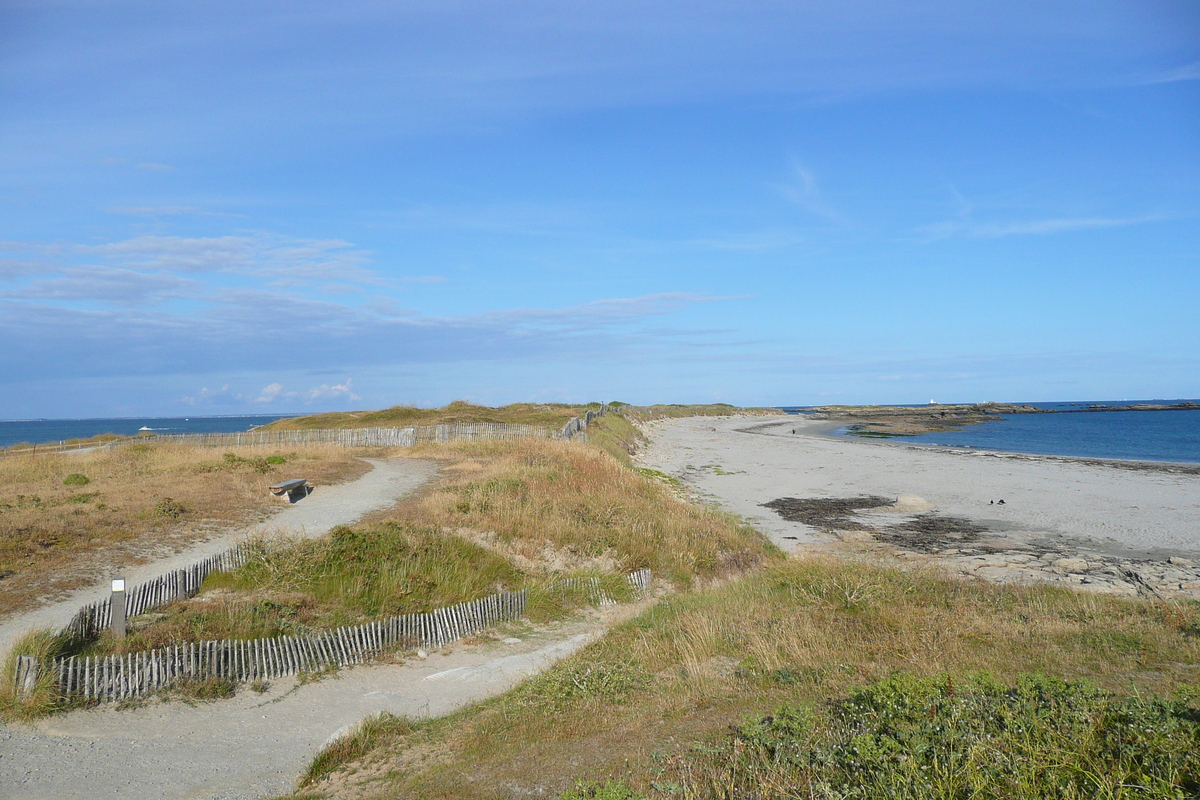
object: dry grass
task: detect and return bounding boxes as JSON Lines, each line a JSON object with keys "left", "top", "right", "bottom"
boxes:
{"left": 615, "top": 404, "right": 783, "bottom": 423}
{"left": 382, "top": 437, "right": 778, "bottom": 587}
{"left": 295, "top": 556, "right": 1200, "bottom": 799}
{"left": 261, "top": 401, "right": 595, "bottom": 431}
{"left": 0, "top": 441, "right": 367, "bottom": 615}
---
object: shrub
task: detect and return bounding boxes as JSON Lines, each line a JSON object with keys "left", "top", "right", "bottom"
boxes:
{"left": 62, "top": 474, "right": 89, "bottom": 486}
{"left": 560, "top": 782, "right": 649, "bottom": 800}
{"left": 667, "top": 672, "right": 1200, "bottom": 799}
{"left": 154, "top": 497, "right": 186, "bottom": 519}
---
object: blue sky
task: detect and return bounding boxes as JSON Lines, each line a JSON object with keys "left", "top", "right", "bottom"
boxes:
{"left": 1, "top": 1, "right": 1197, "bottom": 417}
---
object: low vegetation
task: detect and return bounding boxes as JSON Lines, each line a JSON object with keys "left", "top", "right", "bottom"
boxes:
{"left": 79, "top": 523, "right": 527, "bottom": 654}
{"left": 388, "top": 436, "right": 776, "bottom": 587}
{"left": 293, "top": 557, "right": 1200, "bottom": 799}
{"left": 0, "top": 441, "right": 367, "bottom": 615}
{"left": 260, "top": 401, "right": 595, "bottom": 431}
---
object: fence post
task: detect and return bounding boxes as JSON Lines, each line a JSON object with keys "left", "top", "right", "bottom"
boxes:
{"left": 14, "top": 655, "right": 38, "bottom": 700}
{"left": 111, "top": 577, "right": 127, "bottom": 639}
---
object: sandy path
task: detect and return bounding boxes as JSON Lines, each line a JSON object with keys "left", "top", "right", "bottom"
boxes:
{"left": 638, "top": 416, "right": 1200, "bottom": 559}
{"left": 0, "top": 615, "right": 609, "bottom": 800}
{"left": 0, "top": 457, "right": 437, "bottom": 656}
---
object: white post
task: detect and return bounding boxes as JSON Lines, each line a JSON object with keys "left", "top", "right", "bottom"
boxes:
{"left": 111, "top": 577, "right": 127, "bottom": 639}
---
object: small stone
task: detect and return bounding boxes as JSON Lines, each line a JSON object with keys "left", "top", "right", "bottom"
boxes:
{"left": 417, "top": 649, "right": 428, "bottom": 660}
{"left": 1169, "top": 556, "right": 1194, "bottom": 566}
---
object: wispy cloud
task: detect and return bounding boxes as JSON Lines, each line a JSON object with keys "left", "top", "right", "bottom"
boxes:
{"left": 382, "top": 201, "right": 587, "bottom": 236}
{"left": 79, "top": 235, "right": 257, "bottom": 272}
{"left": 913, "top": 185, "right": 1168, "bottom": 242}
{"left": 916, "top": 213, "right": 1164, "bottom": 242}
{"left": 2, "top": 266, "right": 199, "bottom": 305}
{"left": 0, "top": 290, "right": 730, "bottom": 381}
{"left": 777, "top": 160, "right": 848, "bottom": 226}
{"left": 105, "top": 205, "right": 249, "bottom": 219}
{"left": 0, "top": 259, "right": 51, "bottom": 281}
{"left": 1133, "top": 60, "right": 1200, "bottom": 85}
{"left": 684, "top": 230, "right": 804, "bottom": 252}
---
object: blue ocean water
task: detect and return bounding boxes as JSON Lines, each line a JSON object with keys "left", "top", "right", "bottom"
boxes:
{"left": 0, "top": 415, "right": 298, "bottom": 449}
{"left": 865, "top": 402, "right": 1200, "bottom": 464}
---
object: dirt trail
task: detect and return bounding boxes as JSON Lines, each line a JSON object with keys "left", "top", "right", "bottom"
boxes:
{"left": 0, "top": 614, "right": 611, "bottom": 800}
{"left": 0, "top": 457, "right": 437, "bottom": 657}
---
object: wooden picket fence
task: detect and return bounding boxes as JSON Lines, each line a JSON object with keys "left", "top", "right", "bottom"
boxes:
{"left": 50, "top": 568, "right": 652, "bottom": 703}
{"left": 143, "top": 421, "right": 550, "bottom": 449}
{"left": 53, "top": 588, "right": 529, "bottom": 703}
{"left": 557, "top": 404, "right": 610, "bottom": 440}
{"left": 63, "top": 542, "right": 257, "bottom": 640}
{"left": 3, "top": 409, "right": 617, "bottom": 458}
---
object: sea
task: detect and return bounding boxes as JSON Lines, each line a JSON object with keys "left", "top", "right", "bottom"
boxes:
{"left": 0, "top": 414, "right": 298, "bottom": 449}
{"left": 814, "top": 400, "right": 1200, "bottom": 464}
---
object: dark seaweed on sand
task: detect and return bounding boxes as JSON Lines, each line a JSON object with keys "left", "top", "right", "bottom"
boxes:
{"left": 876, "top": 514, "right": 987, "bottom": 553}
{"left": 761, "top": 496, "right": 892, "bottom": 531}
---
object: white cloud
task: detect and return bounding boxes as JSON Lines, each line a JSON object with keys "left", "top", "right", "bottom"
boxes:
{"left": 304, "top": 379, "right": 360, "bottom": 402}
{"left": 0, "top": 290, "right": 729, "bottom": 381}
{"left": 2, "top": 266, "right": 198, "bottom": 305}
{"left": 182, "top": 384, "right": 242, "bottom": 406}
{"left": 255, "top": 382, "right": 284, "bottom": 403}
{"left": 79, "top": 235, "right": 257, "bottom": 272}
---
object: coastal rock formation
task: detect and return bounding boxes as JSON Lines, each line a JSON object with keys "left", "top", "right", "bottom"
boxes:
{"left": 802, "top": 402, "right": 1044, "bottom": 436}
{"left": 764, "top": 494, "right": 1200, "bottom": 601}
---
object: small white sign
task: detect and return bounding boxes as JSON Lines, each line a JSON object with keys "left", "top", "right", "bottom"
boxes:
{"left": 111, "top": 579, "right": 125, "bottom": 592}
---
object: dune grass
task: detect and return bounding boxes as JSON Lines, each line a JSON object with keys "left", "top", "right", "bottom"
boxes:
{"left": 292, "top": 557, "right": 1200, "bottom": 799}
{"left": 72, "top": 523, "right": 529, "bottom": 656}
{"left": 0, "top": 441, "right": 367, "bottom": 616}
{"left": 386, "top": 437, "right": 777, "bottom": 588}
{"left": 0, "top": 628, "right": 74, "bottom": 720}
{"left": 73, "top": 433, "right": 772, "bottom": 655}
{"left": 260, "top": 401, "right": 596, "bottom": 431}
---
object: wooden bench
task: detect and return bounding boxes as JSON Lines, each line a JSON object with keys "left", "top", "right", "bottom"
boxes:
{"left": 269, "top": 478, "right": 310, "bottom": 502}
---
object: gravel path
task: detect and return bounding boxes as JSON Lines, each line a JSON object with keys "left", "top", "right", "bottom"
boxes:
{"left": 0, "top": 615, "right": 609, "bottom": 800}
{"left": 0, "top": 457, "right": 437, "bottom": 659}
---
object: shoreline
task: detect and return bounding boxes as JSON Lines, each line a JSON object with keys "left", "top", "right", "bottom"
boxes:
{"left": 789, "top": 418, "right": 1200, "bottom": 475}
{"left": 636, "top": 415, "right": 1200, "bottom": 600}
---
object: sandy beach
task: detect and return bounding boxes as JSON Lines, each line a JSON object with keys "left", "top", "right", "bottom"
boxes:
{"left": 638, "top": 415, "right": 1200, "bottom": 598}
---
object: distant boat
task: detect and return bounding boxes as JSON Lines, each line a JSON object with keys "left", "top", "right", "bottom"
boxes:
{"left": 139, "top": 426, "right": 154, "bottom": 431}
{"left": 929, "top": 399, "right": 938, "bottom": 405}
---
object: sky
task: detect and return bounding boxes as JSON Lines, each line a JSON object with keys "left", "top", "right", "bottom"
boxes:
{"left": 1, "top": 1, "right": 1198, "bottom": 418}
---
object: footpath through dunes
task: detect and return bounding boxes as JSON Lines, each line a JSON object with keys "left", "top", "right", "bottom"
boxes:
{"left": 0, "top": 610, "right": 630, "bottom": 800}
{"left": 636, "top": 415, "right": 1200, "bottom": 598}
{"left": 0, "top": 457, "right": 437, "bottom": 656}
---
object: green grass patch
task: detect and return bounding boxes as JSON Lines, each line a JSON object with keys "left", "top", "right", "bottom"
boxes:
{"left": 90, "top": 523, "right": 528, "bottom": 651}
{"left": 62, "top": 473, "right": 90, "bottom": 486}
{"left": 662, "top": 672, "right": 1200, "bottom": 799}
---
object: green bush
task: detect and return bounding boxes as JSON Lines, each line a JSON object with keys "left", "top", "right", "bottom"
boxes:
{"left": 154, "top": 497, "right": 186, "bottom": 518}
{"left": 560, "top": 781, "right": 649, "bottom": 800}
{"left": 62, "top": 474, "right": 89, "bottom": 486}
{"left": 699, "top": 672, "right": 1200, "bottom": 799}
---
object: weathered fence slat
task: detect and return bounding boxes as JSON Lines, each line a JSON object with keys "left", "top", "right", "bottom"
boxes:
{"left": 47, "top": 549, "right": 642, "bottom": 703}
